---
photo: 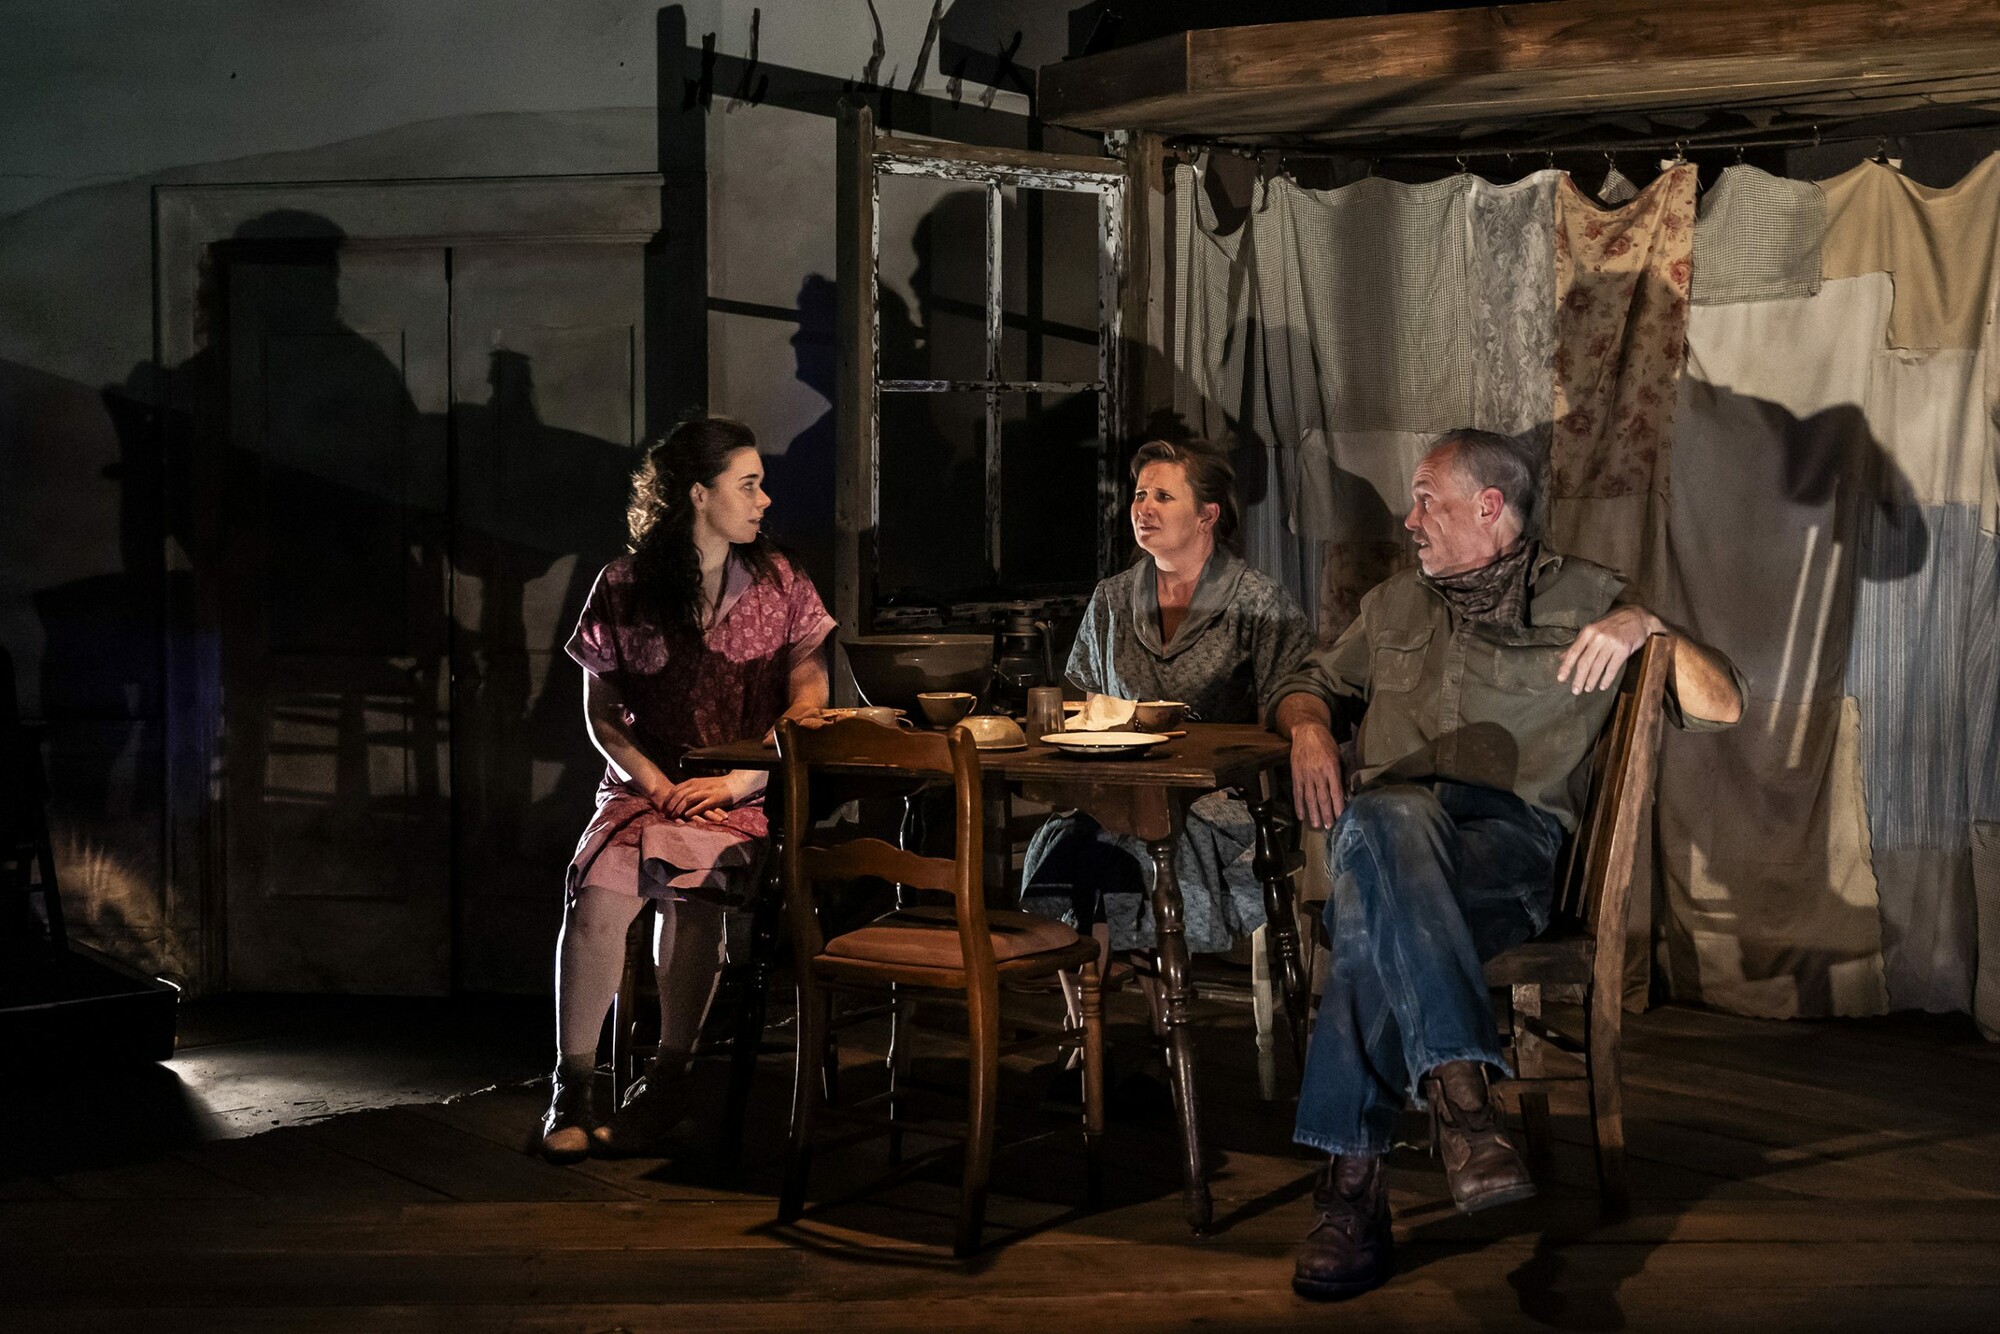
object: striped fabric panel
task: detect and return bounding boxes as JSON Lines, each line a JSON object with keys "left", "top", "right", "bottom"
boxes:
{"left": 1846, "top": 502, "right": 2000, "bottom": 852}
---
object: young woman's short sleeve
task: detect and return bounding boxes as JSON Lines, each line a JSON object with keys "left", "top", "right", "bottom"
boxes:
{"left": 565, "top": 564, "right": 625, "bottom": 677}
{"left": 782, "top": 561, "right": 837, "bottom": 671}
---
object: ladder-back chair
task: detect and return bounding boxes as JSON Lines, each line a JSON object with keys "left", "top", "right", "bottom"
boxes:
{"left": 775, "top": 716, "right": 1105, "bottom": 1257}
{"left": 1485, "top": 632, "right": 1673, "bottom": 1210}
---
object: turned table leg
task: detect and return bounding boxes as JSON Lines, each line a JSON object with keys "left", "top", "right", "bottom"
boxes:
{"left": 1147, "top": 813, "right": 1211, "bottom": 1235}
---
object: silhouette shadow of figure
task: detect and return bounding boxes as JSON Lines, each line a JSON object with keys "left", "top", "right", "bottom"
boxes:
{"left": 80, "top": 211, "right": 643, "bottom": 993}
{"left": 761, "top": 274, "right": 839, "bottom": 592}
{"left": 453, "top": 347, "right": 637, "bottom": 986}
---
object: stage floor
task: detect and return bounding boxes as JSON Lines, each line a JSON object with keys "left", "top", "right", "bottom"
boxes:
{"left": 4, "top": 983, "right": 1998, "bottom": 1331}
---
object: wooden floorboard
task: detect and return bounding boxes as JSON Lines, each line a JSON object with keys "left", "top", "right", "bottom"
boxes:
{"left": 5, "top": 1002, "right": 1999, "bottom": 1331}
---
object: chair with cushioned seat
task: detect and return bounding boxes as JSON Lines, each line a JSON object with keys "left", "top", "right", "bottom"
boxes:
{"left": 774, "top": 716, "right": 1105, "bottom": 1256}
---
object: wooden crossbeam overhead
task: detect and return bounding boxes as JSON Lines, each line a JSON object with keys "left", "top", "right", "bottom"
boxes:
{"left": 1037, "top": 0, "right": 2000, "bottom": 145}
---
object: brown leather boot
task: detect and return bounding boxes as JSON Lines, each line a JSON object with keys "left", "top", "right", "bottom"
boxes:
{"left": 1422, "top": 1059, "right": 1535, "bottom": 1213}
{"left": 1292, "top": 1153, "right": 1395, "bottom": 1301}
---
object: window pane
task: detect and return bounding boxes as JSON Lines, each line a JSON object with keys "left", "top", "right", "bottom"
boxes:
{"left": 1001, "top": 185, "right": 1103, "bottom": 386}
{"left": 999, "top": 390, "right": 1101, "bottom": 591}
{"left": 877, "top": 174, "right": 988, "bottom": 384}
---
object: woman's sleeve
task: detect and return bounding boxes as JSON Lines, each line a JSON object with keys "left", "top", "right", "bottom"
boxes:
{"left": 783, "top": 563, "right": 838, "bottom": 671}
{"left": 1064, "top": 586, "right": 1111, "bottom": 694}
{"left": 565, "top": 565, "right": 625, "bottom": 677}
{"left": 1249, "top": 581, "right": 1317, "bottom": 713}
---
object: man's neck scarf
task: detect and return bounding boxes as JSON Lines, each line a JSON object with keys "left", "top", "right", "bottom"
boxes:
{"left": 1424, "top": 540, "right": 1535, "bottom": 632}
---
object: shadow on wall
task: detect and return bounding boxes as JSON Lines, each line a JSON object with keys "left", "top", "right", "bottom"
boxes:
{"left": 1657, "top": 387, "right": 1926, "bottom": 1017}
{"left": 50, "top": 209, "right": 636, "bottom": 991}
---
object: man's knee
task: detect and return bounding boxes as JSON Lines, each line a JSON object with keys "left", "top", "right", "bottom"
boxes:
{"left": 1340, "top": 785, "right": 1444, "bottom": 842}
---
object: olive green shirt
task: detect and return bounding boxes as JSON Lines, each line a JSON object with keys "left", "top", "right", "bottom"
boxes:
{"left": 1268, "top": 549, "right": 1744, "bottom": 832}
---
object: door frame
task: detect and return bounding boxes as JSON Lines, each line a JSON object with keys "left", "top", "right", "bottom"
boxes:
{"left": 153, "top": 174, "right": 664, "bottom": 995}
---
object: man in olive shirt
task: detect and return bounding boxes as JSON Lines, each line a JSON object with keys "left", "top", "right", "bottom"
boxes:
{"left": 1273, "top": 429, "right": 1744, "bottom": 1302}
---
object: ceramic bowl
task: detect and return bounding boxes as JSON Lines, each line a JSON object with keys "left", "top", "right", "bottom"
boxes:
{"left": 956, "top": 714, "right": 1027, "bottom": 750}
{"left": 841, "top": 634, "right": 994, "bottom": 714}
{"left": 916, "top": 691, "right": 976, "bottom": 728}
{"left": 1131, "top": 700, "right": 1187, "bottom": 731}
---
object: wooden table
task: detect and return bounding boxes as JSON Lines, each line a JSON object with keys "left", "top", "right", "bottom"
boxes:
{"left": 685, "top": 721, "right": 1295, "bottom": 1234}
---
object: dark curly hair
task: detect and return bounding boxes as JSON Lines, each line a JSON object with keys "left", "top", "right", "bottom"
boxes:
{"left": 628, "top": 415, "right": 779, "bottom": 630}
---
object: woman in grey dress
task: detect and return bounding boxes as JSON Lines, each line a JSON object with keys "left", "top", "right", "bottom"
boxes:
{"left": 1022, "top": 438, "right": 1314, "bottom": 980}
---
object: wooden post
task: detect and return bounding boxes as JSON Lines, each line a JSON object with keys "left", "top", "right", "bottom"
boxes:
{"left": 834, "top": 102, "right": 880, "bottom": 696}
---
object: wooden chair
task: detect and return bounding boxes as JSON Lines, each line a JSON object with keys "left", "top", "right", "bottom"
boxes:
{"left": 1249, "top": 786, "right": 1312, "bottom": 1095}
{"left": 774, "top": 716, "right": 1105, "bottom": 1257}
{"left": 1484, "top": 633, "right": 1673, "bottom": 1211}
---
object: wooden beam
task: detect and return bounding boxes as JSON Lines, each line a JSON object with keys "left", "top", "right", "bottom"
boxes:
{"left": 874, "top": 134, "right": 1123, "bottom": 185}
{"left": 1038, "top": 0, "right": 2000, "bottom": 142}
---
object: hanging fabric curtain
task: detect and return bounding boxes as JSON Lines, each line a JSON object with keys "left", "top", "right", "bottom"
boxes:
{"left": 1170, "top": 160, "right": 1318, "bottom": 610}
{"left": 1816, "top": 155, "right": 2000, "bottom": 1026}
{"left": 1547, "top": 163, "right": 1698, "bottom": 600}
{"left": 1691, "top": 164, "right": 1826, "bottom": 307}
{"left": 1168, "top": 149, "right": 1999, "bottom": 1033}
{"left": 1655, "top": 274, "right": 1896, "bottom": 1019}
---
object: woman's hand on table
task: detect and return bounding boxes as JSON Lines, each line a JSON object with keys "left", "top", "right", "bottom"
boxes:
{"left": 761, "top": 707, "right": 830, "bottom": 747}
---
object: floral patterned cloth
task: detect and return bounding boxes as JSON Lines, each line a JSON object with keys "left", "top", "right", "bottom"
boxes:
{"left": 564, "top": 550, "right": 834, "bottom": 904}
{"left": 1550, "top": 163, "right": 1696, "bottom": 508}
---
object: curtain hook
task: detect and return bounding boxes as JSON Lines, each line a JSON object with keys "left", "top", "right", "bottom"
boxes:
{"left": 1872, "top": 136, "right": 1890, "bottom": 164}
{"left": 1734, "top": 141, "right": 1746, "bottom": 165}
{"left": 1455, "top": 152, "right": 1468, "bottom": 174}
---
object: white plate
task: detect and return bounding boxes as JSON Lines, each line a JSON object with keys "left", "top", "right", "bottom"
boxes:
{"left": 1039, "top": 730, "right": 1171, "bottom": 758}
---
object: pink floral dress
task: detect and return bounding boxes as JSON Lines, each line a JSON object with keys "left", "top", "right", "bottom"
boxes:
{"left": 564, "top": 551, "right": 834, "bottom": 906}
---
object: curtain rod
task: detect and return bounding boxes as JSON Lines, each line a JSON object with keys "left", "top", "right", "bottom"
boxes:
{"left": 1167, "top": 113, "right": 2000, "bottom": 164}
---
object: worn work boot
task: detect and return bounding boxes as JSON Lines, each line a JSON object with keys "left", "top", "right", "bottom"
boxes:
{"left": 1422, "top": 1059, "right": 1536, "bottom": 1213}
{"left": 1292, "top": 1153, "right": 1395, "bottom": 1301}
{"left": 590, "top": 1060, "right": 697, "bottom": 1158}
{"left": 538, "top": 1067, "right": 595, "bottom": 1165}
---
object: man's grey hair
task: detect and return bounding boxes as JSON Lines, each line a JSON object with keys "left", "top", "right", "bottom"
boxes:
{"left": 1432, "top": 427, "right": 1547, "bottom": 539}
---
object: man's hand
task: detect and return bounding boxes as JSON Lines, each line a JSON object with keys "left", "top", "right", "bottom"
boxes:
{"left": 1289, "top": 722, "right": 1346, "bottom": 829}
{"left": 1558, "top": 606, "right": 1666, "bottom": 695}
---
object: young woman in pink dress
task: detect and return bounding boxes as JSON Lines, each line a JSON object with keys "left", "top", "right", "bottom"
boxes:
{"left": 541, "top": 416, "right": 834, "bottom": 1162}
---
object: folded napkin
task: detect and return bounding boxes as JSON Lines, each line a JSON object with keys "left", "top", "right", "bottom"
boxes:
{"left": 1067, "top": 692, "right": 1137, "bottom": 731}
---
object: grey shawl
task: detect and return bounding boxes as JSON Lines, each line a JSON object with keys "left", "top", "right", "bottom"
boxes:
{"left": 1066, "top": 550, "right": 1313, "bottom": 723}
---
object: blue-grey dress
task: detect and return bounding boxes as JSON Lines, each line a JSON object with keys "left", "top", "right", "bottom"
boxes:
{"left": 1021, "top": 550, "right": 1313, "bottom": 953}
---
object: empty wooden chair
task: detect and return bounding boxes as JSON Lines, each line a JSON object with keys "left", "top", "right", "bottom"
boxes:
{"left": 1484, "top": 632, "right": 1673, "bottom": 1210}
{"left": 774, "top": 716, "right": 1105, "bottom": 1256}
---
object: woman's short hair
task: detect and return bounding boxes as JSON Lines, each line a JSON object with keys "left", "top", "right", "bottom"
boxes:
{"left": 1434, "top": 427, "right": 1546, "bottom": 539}
{"left": 1129, "top": 437, "right": 1241, "bottom": 548}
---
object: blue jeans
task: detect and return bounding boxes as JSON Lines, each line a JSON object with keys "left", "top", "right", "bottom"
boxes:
{"left": 1293, "top": 781, "right": 1564, "bottom": 1156}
